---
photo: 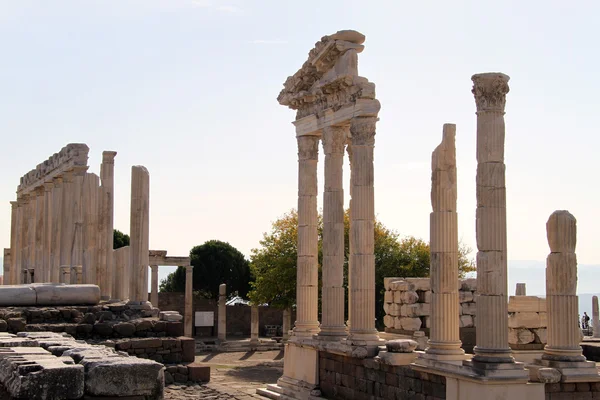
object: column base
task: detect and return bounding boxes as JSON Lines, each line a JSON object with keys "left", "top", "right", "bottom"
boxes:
{"left": 533, "top": 358, "right": 600, "bottom": 382}
{"left": 542, "top": 346, "right": 586, "bottom": 362}
{"left": 462, "top": 359, "right": 529, "bottom": 381}
{"left": 316, "top": 325, "right": 347, "bottom": 341}
{"left": 424, "top": 340, "right": 466, "bottom": 361}
{"left": 472, "top": 346, "right": 515, "bottom": 363}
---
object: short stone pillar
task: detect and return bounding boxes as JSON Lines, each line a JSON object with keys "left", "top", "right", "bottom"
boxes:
{"left": 536, "top": 210, "right": 600, "bottom": 381}
{"left": 2, "top": 249, "right": 10, "bottom": 285}
{"left": 150, "top": 265, "right": 159, "bottom": 307}
{"left": 184, "top": 265, "right": 193, "bottom": 337}
{"left": 218, "top": 283, "right": 226, "bottom": 341}
{"left": 73, "top": 266, "right": 83, "bottom": 284}
{"left": 250, "top": 305, "right": 259, "bottom": 348}
{"left": 282, "top": 308, "right": 291, "bottom": 341}
{"left": 593, "top": 296, "right": 600, "bottom": 339}
{"left": 515, "top": 283, "right": 526, "bottom": 296}
{"left": 60, "top": 266, "right": 70, "bottom": 284}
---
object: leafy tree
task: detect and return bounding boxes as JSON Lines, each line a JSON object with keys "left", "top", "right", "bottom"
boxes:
{"left": 249, "top": 209, "right": 475, "bottom": 328}
{"left": 113, "top": 229, "right": 130, "bottom": 249}
{"left": 159, "top": 240, "right": 251, "bottom": 300}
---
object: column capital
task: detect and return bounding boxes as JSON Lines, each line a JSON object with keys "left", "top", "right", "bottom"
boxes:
{"left": 185, "top": 265, "right": 193, "bottom": 272}
{"left": 43, "top": 182, "right": 54, "bottom": 192}
{"left": 350, "top": 116, "right": 377, "bottom": 146}
{"left": 322, "top": 125, "right": 348, "bottom": 155}
{"left": 72, "top": 165, "right": 89, "bottom": 176}
{"left": 10, "top": 201, "right": 17, "bottom": 209}
{"left": 102, "top": 151, "right": 118, "bottom": 164}
{"left": 63, "top": 169, "right": 75, "bottom": 182}
{"left": 471, "top": 72, "right": 510, "bottom": 113}
{"left": 297, "top": 135, "right": 320, "bottom": 160}
{"left": 34, "top": 186, "right": 45, "bottom": 196}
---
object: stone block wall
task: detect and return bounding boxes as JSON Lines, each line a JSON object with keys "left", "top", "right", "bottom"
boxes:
{"left": 508, "top": 295, "right": 547, "bottom": 350}
{"left": 111, "top": 336, "right": 195, "bottom": 364}
{"left": 545, "top": 382, "right": 600, "bottom": 399}
{"left": 319, "top": 351, "right": 446, "bottom": 400}
{"left": 383, "top": 277, "right": 477, "bottom": 334}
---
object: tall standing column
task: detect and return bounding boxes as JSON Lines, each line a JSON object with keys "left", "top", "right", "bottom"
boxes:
{"left": 99, "top": 151, "right": 117, "bottom": 300}
{"left": 293, "top": 135, "right": 320, "bottom": 339}
{"left": 184, "top": 265, "right": 193, "bottom": 337}
{"left": 592, "top": 296, "right": 600, "bottom": 339}
{"left": 9, "top": 201, "right": 18, "bottom": 285}
{"left": 33, "top": 187, "right": 44, "bottom": 280}
{"left": 424, "top": 124, "right": 464, "bottom": 359}
{"left": 471, "top": 73, "right": 513, "bottom": 363}
{"left": 129, "top": 166, "right": 150, "bottom": 303}
{"left": 150, "top": 265, "right": 159, "bottom": 307}
{"left": 250, "top": 305, "right": 259, "bottom": 347}
{"left": 60, "top": 170, "right": 75, "bottom": 271}
{"left": 42, "top": 183, "right": 53, "bottom": 283}
{"left": 282, "top": 308, "right": 291, "bottom": 341}
{"left": 543, "top": 211, "right": 583, "bottom": 361}
{"left": 51, "top": 177, "right": 63, "bottom": 283}
{"left": 82, "top": 174, "right": 100, "bottom": 285}
{"left": 346, "top": 142, "right": 353, "bottom": 330}
{"left": 2, "top": 249, "right": 10, "bottom": 285}
{"left": 71, "top": 166, "right": 88, "bottom": 282}
{"left": 319, "top": 125, "right": 348, "bottom": 339}
{"left": 218, "top": 283, "right": 227, "bottom": 341}
{"left": 347, "top": 116, "right": 379, "bottom": 344}
{"left": 19, "top": 195, "right": 30, "bottom": 284}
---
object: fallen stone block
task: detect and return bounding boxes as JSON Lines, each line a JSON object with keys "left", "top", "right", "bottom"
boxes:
{"left": 187, "top": 363, "right": 210, "bottom": 382}
{"left": 404, "top": 278, "right": 430, "bottom": 291}
{"left": 180, "top": 336, "right": 195, "bottom": 362}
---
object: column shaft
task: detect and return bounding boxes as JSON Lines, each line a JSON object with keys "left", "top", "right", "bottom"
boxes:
{"left": 319, "top": 125, "right": 347, "bottom": 339}
{"left": 9, "top": 202, "right": 18, "bottom": 285}
{"left": 42, "top": 183, "right": 53, "bottom": 283}
{"left": 60, "top": 171, "right": 74, "bottom": 270}
{"left": 51, "top": 178, "right": 63, "bottom": 283}
{"left": 71, "top": 167, "right": 87, "bottom": 282}
{"left": 250, "top": 305, "right": 259, "bottom": 346}
{"left": 348, "top": 117, "right": 379, "bottom": 344}
{"left": 293, "top": 135, "right": 320, "bottom": 338}
{"left": 34, "top": 188, "right": 44, "bottom": 280}
{"left": 150, "top": 265, "right": 159, "bottom": 307}
{"left": 129, "top": 166, "right": 150, "bottom": 303}
{"left": 184, "top": 265, "right": 193, "bottom": 337}
{"left": 218, "top": 283, "right": 227, "bottom": 341}
{"left": 100, "top": 151, "right": 117, "bottom": 300}
{"left": 425, "top": 124, "right": 464, "bottom": 358}
{"left": 2, "top": 249, "right": 10, "bottom": 285}
{"left": 82, "top": 174, "right": 100, "bottom": 285}
{"left": 593, "top": 296, "right": 600, "bottom": 339}
{"left": 472, "top": 73, "right": 513, "bottom": 362}
{"left": 18, "top": 196, "right": 30, "bottom": 284}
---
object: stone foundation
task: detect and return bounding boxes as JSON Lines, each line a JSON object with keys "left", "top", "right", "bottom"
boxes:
{"left": 319, "top": 351, "right": 446, "bottom": 400}
{"left": 545, "top": 382, "right": 600, "bottom": 399}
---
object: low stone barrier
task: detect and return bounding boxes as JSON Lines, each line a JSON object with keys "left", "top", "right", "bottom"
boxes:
{"left": 508, "top": 295, "right": 548, "bottom": 350}
{"left": 111, "top": 336, "right": 196, "bottom": 363}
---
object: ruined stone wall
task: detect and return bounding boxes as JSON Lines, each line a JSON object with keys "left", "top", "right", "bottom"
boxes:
{"left": 112, "top": 336, "right": 195, "bottom": 364}
{"left": 545, "top": 382, "right": 600, "bottom": 399}
{"left": 508, "top": 296, "right": 547, "bottom": 350}
{"left": 319, "top": 351, "right": 446, "bottom": 400}
{"left": 158, "top": 292, "right": 292, "bottom": 336}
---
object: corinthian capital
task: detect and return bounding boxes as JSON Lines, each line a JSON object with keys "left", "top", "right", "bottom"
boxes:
{"left": 297, "top": 135, "right": 320, "bottom": 161}
{"left": 350, "top": 116, "right": 377, "bottom": 146}
{"left": 471, "top": 72, "right": 510, "bottom": 112}
{"left": 322, "top": 125, "right": 348, "bottom": 155}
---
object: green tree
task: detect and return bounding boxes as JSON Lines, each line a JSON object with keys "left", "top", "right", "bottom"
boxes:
{"left": 159, "top": 240, "right": 251, "bottom": 300}
{"left": 249, "top": 208, "right": 475, "bottom": 328}
{"left": 113, "top": 229, "right": 130, "bottom": 249}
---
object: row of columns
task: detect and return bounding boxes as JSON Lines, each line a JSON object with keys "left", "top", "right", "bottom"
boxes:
{"left": 293, "top": 116, "right": 379, "bottom": 345}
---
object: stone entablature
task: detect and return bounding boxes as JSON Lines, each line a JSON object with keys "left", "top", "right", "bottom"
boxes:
{"left": 18, "top": 143, "right": 89, "bottom": 195}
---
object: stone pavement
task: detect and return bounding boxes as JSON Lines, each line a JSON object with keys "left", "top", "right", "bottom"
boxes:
{"left": 165, "top": 350, "right": 284, "bottom": 399}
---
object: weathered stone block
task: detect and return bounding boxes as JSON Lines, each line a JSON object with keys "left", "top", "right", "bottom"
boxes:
{"left": 390, "top": 281, "right": 414, "bottom": 291}
{"left": 180, "top": 337, "right": 195, "bottom": 362}
{"left": 113, "top": 322, "right": 136, "bottom": 337}
{"left": 461, "top": 302, "right": 477, "bottom": 315}
{"left": 459, "top": 315, "right": 473, "bottom": 328}
{"left": 508, "top": 312, "right": 545, "bottom": 328}
{"left": 395, "top": 290, "right": 419, "bottom": 305}
{"left": 507, "top": 296, "right": 546, "bottom": 313}
{"left": 383, "top": 315, "right": 395, "bottom": 328}
{"left": 399, "top": 317, "right": 421, "bottom": 331}
{"left": 459, "top": 291, "right": 474, "bottom": 303}
{"left": 384, "top": 291, "right": 393, "bottom": 304}
{"left": 508, "top": 328, "right": 535, "bottom": 344}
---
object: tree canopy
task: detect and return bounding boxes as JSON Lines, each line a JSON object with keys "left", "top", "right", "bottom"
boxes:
{"left": 248, "top": 209, "right": 475, "bottom": 328}
{"left": 113, "top": 229, "right": 130, "bottom": 249}
{"left": 159, "top": 240, "right": 251, "bottom": 300}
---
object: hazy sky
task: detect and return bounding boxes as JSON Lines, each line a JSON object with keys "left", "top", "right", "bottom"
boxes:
{"left": 1, "top": 1, "right": 599, "bottom": 282}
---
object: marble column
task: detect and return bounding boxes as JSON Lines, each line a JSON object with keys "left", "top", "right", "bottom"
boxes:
{"left": 218, "top": 283, "right": 226, "bottom": 341}
{"left": 82, "top": 174, "right": 100, "bottom": 285}
{"left": 2, "top": 249, "right": 10, "bottom": 285}
{"left": 42, "top": 182, "right": 53, "bottom": 283}
{"left": 19, "top": 195, "right": 30, "bottom": 284}
{"left": 425, "top": 123, "right": 464, "bottom": 360}
{"left": 282, "top": 308, "right": 291, "bottom": 341}
{"left": 34, "top": 187, "right": 44, "bottom": 280}
{"left": 516, "top": 283, "right": 526, "bottom": 296}
{"left": 471, "top": 73, "right": 513, "bottom": 363}
{"left": 250, "top": 305, "right": 259, "bottom": 347}
{"left": 593, "top": 296, "right": 600, "bottom": 339}
{"left": 184, "top": 265, "right": 193, "bottom": 337}
{"left": 60, "top": 170, "right": 75, "bottom": 271}
{"left": 129, "top": 166, "right": 150, "bottom": 303}
{"left": 99, "top": 151, "right": 117, "bottom": 300}
{"left": 543, "top": 211, "right": 584, "bottom": 361}
{"left": 51, "top": 177, "right": 63, "bottom": 283}
{"left": 346, "top": 142, "right": 353, "bottom": 330}
{"left": 347, "top": 116, "right": 379, "bottom": 344}
{"left": 319, "top": 124, "right": 348, "bottom": 339}
{"left": 60, "top": 265, "right": 71, "bottom": 284}
{"left": 71, "top": 166, "right": 87, "bottom": 282}
{"left": 150, "top": 265, "right": 159, "bottom": 307}
{"left": 293, "top": 135, "right": 320, "bottom": 338}
{"left": 73, "top": 265, "right": 83, "bottom": 284}
{"left": 113, "top": 246, "right": 130, "bottom": 301}
{"left": 9, "top": 201, "right": 17, "bottom": 285}
{"left": 13, "top": 199, "right": 23, "bottom": 285}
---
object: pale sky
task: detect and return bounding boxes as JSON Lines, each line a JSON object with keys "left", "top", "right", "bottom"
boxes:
{"left": 1, "top": 0, "right": 599, "bottom": 283}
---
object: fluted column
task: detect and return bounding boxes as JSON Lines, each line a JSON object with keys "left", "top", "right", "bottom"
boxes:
{"left": 60, "top": 170, "right": 75, "bottom": 270}
{"left": 114, "top": 246, "right": 130, "bottom": 301}
{"left": 51, "top": 177, "right": 63, "bottom": 283}
{"left": 33, "top": 187, "right": 44, "bottom": 280}
{"left": 283, "top": 308, "right": 291, "bottom": 341}
{"left": 185, "top": 265, "right": 193, "bottom": 337}
{"left": 218, "top": 283, "right": 227, "bottom": 341}
{"left": 129, "top": 166, "right": 150, "bottom": 303}
{"left": 472, "top": 73, "right": 513, "bottom": 363}
{"left": 42, "top": 183, "right": 53, "bottom": 283}
{"left": 82, "top": 174, "right": 100, "bottom": 285}
{"left": 2, "top": 249, "right": 10, "bottom": 285}
{"left": 71, "top": 166, "right": 87, "bottom": 283}
{"left": 347, "top": 116, "right": 379, "bottom": 344}
{"left": 543, "top": 211, "right": 584, "bottom": 361}
{"left": 150, "top": 265, "right": 159, "bottom": 307}
{"left": 293, "top": 134, "right": 320, "bottom": 338}
{"left": 593, "top": 296, "right": 600, "bottom": 339}
{"left": 18, "top": 195, "right": 30, "bottom": 284}
{"left": 346, "top": 142, "right": 353, "bottom": 330}
{"left": 60, "top": 265, "right": 71, "bottom": 284}
{"left": 515, "top": 283, "right": 526, "bottom": 296}
{"left": 319, "top": 124, "right": 348, "bottom": 339}
{"left": 425, "top": 124, "right": 464, "bottom": 359}
{"left": 99, "top": 151, "right": 117, "bottom": 300}
{"left": 9, "top": 201, "right": 18, "bottom": 285}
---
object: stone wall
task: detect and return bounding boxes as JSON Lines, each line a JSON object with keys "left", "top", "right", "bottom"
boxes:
{"left": 508, "top": 295, "right": 547, "bottom": 350}
{"left": 545, "top": 382, "right": 600, "bottom": 399}
{"left": 111, "top": 336, "right": 195, "bottom": 364}
{"left": 158, "top": 292, "right": 293, "bottom": 336}
{"left": 319, "top": 351, "right": 446, "bottom": 400}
